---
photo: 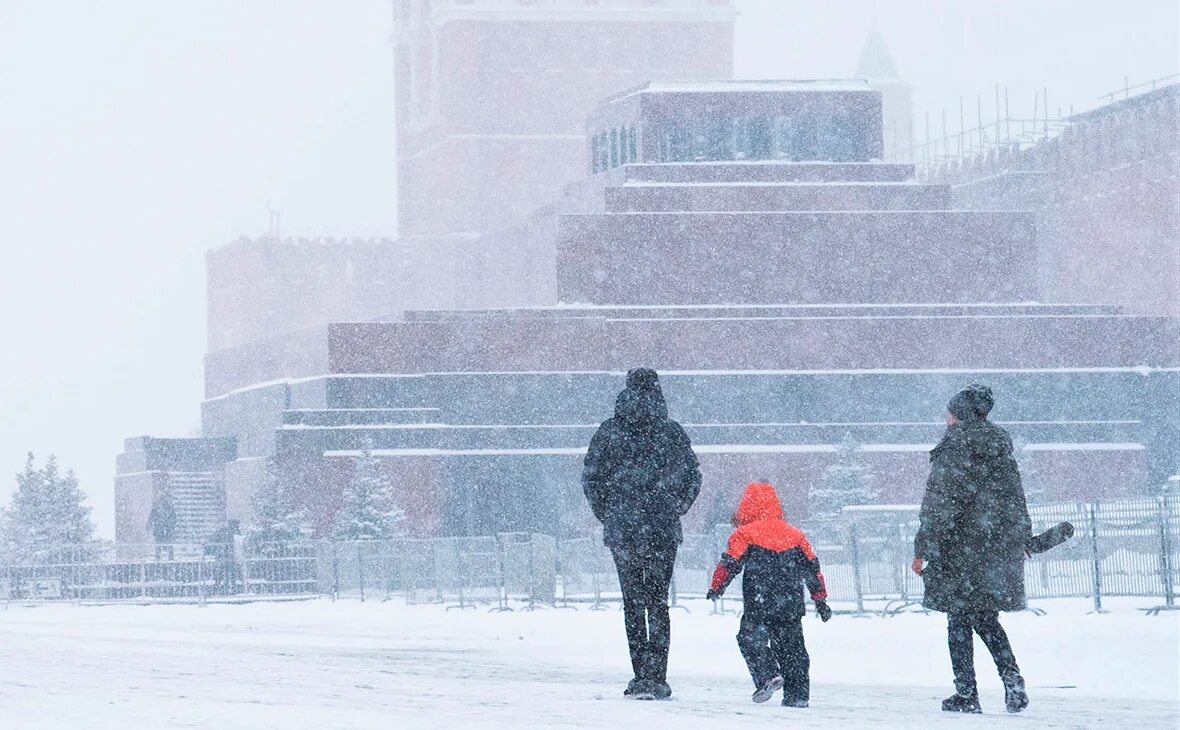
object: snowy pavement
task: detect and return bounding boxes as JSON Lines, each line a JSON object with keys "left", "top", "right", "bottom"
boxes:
{"left": 0, "top": 597, "right": 1175, "bottom": 729}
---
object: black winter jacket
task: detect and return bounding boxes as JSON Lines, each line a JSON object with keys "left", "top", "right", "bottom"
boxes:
{"left": 582, "top": 384, "right": 701, "bottom": 550}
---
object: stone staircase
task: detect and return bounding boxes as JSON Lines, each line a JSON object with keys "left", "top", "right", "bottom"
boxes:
{"left": 168, "top": 472, "right": 228, "bottom": 545}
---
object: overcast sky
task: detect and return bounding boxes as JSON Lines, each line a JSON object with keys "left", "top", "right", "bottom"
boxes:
{"left": 1, "top": 0, "right": 1176, "bottom": 536}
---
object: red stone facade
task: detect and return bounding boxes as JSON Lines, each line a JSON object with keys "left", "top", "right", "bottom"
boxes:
{"left": 556, "top": 210, "right": 1038, "bottom": 305}
{"left": 325, "top": 309, "right": 1178, "bottom": 376}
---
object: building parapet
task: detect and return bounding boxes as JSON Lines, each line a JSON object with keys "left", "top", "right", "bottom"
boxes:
{"left": 395, "top": 0, "right": 737, "bottom": 34}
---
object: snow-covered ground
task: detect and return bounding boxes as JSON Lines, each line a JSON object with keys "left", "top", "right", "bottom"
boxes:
{"left": 0, "top": 597, "right": 1175, "bottom": 729}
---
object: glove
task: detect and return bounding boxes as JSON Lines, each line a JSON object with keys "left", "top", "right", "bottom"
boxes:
{"left": 815, "top": 600, "right": 832, "bottom": 622}
{"left": 706, "top": 589, "right": 721, "bottom": 601}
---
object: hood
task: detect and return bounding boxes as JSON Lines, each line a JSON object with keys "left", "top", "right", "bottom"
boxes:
{"left": 613, "top": 368, "right": 668, "bottom": 425}
{"left": 614, "top": 387, "right": 668, "bottom": 425}
{"left": 732, "top": 482, "right": 783, "bottom": 526}
{"left": 626, "top": 367, "right": 660, "bottom": 392}
{"left": 939, "top": 420, "right": 1014, "bottom": 460}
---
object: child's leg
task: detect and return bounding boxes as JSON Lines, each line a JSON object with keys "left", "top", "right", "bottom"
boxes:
{"left": 771, "top": 617, "right": 810, "bottom": 704}
{"left": 736, "top": 614, "right": 777, "bottom": 688}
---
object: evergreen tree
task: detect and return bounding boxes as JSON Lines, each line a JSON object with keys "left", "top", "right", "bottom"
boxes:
{"left": 334, "top": 445, "right": 406, "bottom": 540}
{"left": 809, "top": 434, "right": 878, "bottom": 516}
{"left": 47, "top": 465, "right": 94, "bottom": 545}
{"left": 5, "top": 453, "right": 50, "bottom": 560}
{"left": 0, "top": 509, "right": 13, "bottom": 562}
{"left": 2, "top": 453, "right": 96, "bottom": 561}
{"left": 249, "top": 459, "right": 311, "bottom": 543}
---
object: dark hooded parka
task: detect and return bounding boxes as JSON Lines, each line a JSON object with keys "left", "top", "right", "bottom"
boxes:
{"left": 582, "top": 368, "right": 702, "bottom": 551}
{"left": 915, "top": 386, "right": 1033, "bottom": 614}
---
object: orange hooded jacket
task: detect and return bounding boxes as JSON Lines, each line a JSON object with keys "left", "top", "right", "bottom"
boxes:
{"left": 708, "top": 482, "right": 828, "bottom": 613}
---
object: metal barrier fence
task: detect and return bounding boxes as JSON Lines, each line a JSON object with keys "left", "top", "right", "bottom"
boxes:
{"left": 831, "top": 495, "right": 1179, "bottom": 616}
{"left": 2, "top": 495, "right": 1176, "bottom": 613}
{"left": 323, "top": 533, "right": 556, "bottom": 609}
{"left": 0, "top": 541, "right": 318, "bottom": 602}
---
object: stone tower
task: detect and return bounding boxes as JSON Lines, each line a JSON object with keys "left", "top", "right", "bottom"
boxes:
{"left": 391, "top": 0, "right": 737, "bottom": 307}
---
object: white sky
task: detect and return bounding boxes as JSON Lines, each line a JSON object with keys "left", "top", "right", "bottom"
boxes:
{"left": 0, "top": 0, "right": 1176, "bottom": 537}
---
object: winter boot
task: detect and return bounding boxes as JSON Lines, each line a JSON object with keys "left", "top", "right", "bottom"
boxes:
{"left": 782, "top": 698, "right": 809, "bottom": 708}
{"left": 1003, "top": 673, "right": 1029, "bottom": 714}
{"left": 752, "top": 676, "right": 784, "bottom": 704}
{"left": 941, "top": 691, "right": 982, "bottom": 714}
{"left": 624, "top": 678, "right": 655, "bottom": 700}
{"left": 651, "top": 681, "right": 672, "bottom": 701}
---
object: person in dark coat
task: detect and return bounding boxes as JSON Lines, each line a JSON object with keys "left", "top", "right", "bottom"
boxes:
{"left": 147, "top": 491, "right": 177, "bottom": 561}
{"left": 705, "top": 482, "right": 831, "bottom": 707}
{"left": 205, "top": 520, "right": 242, "bottom": 594}
{"left": 582, "top": 368, "right": 701, "bottom": 700}
{"left": 912, "top": 385, "right": 1033, "bottom": 714}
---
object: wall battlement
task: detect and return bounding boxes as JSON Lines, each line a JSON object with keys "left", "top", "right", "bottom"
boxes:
{"left": 206, "top": 236, "right": 403, "bottom": 353}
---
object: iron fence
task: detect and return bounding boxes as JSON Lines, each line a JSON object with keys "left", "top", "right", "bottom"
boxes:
{"left": 831, "top": 496, "right": 1179, "bottom": 616}
{"left": 0, "top": 541, "right": 317, "bottom": 602}
{"left": 2, "top": 495, "right": 1176, "bottom": 614}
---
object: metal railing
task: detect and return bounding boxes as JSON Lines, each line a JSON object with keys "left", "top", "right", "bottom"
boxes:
{"left": 1098, "top": 73, "right": 1180, "bottom": 105}
{"left": 0, "top": 541, "right": 318, "bottom": 603}
{"left": 3, "top": 495, "right": 1175, "bottom": 614}
{"left": 830, "top": 495, "right": 1179, "bottom": 616}
{"left": 896, "top": 74, "right": 1179, "bottom": 183}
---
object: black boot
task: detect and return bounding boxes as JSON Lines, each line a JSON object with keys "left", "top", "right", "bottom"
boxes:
{"left": 941, "top": 691, "right": 982, "bottom": 714}
{"left": 624, "top": 678, "right": 655, "bottom": 700}
{"left": 782, "top": 697, "right": 809, "bottom": 708}
{"left": 651, "top": 681, "right": 672, "bottom": 700}
{"left": 751, "top": 676, "right": 783, "bottom": 704}
{"left": 1003, "top": 673, "right": 1029, "bottom": 713}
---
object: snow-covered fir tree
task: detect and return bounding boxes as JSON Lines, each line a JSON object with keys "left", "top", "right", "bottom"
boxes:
{"left": 46, "top": 465, "right": 94, "bottom": 545}
{"left": 249, "top": 459, "right": 312, "bottom": 543}
{"left": 809, "top": 434, "right": 878, "bottom": 516}
{"left": 5, "top": 453, "right": 49, "bottom": 559}
{"left": 2, "top": 453, "right": 95, "bottom": 561}
{"left": 333, "top": 444, "right": 407, "bottom": 540}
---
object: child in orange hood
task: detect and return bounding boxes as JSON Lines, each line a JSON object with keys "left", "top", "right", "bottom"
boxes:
{"left": 706, "top": 482, "right": 832, "bottom": 707}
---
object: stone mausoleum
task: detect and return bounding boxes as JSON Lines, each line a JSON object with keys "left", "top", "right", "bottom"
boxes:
{"left": 115, "top": 0, "right": 1179, "bottom": 545}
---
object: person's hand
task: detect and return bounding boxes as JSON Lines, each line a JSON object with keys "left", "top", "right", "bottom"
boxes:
{"left": 705, "top": 588, "right": 721, "bottom": 601}
{"left": 911, "top": 558, "right": 925, "bottom": 576}
{"left": 815, "top": 600, "right": 832, "bottom": 622}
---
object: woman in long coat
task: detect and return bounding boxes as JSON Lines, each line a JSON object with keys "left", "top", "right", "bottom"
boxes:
{"left": 912, "top": 385, "right": 1032, "bottom": 715}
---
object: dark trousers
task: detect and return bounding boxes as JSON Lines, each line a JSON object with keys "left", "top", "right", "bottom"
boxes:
{"left": 737, "top": 614, "right": 810, "bottom": 703}
{"left": 948, "top": 611, "right": 1021, "bottom": 696}
{"left": 611, "top": 544, "right": 677, "bottom": 682}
